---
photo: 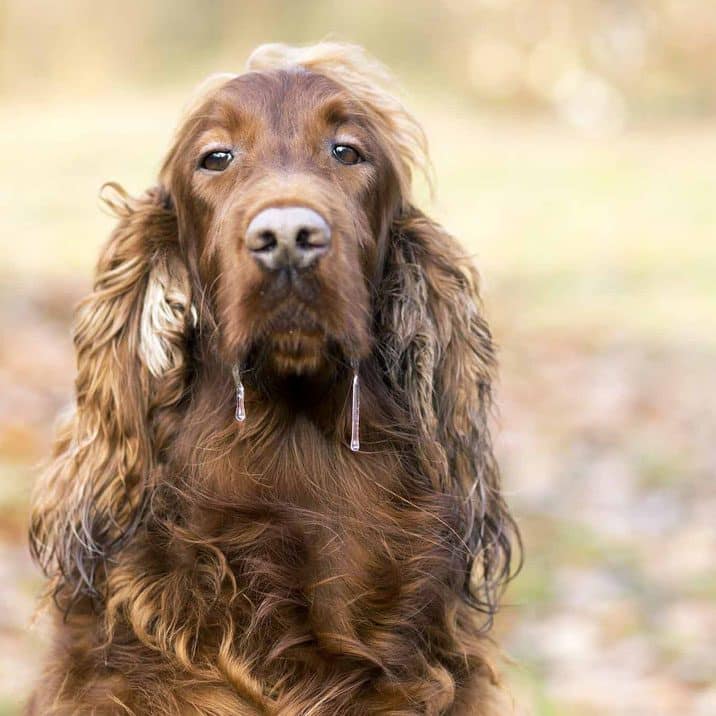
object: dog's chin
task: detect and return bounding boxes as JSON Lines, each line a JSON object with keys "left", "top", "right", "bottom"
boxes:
{"left": 263, "top": 328, "right": 329, "bottom": 376}
{"left": 235, "top": 316, "right": 342, "bottom": 380}
{"left": 244, "top": 301, "right": 342, "bottom": 377}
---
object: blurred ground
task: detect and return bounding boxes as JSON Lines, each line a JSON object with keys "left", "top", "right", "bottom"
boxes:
{"left": 0, "top": 89, "right": 714, "bottom": 715}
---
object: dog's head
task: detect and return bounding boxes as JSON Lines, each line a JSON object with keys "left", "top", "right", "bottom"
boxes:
{"left": 31, "top": 43, "right": 517, "bottom": 619}
{"left": 158, "top": 45, "right": 427, "bottom": 378}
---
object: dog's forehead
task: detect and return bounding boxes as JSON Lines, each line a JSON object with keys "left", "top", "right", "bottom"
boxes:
{"left": 215, "top": 69, "right": 353, "bottom": 125}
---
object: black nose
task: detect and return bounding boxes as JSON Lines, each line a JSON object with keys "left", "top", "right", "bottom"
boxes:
{"left": 245, "top": 207, "right": 331, "bottom": 271}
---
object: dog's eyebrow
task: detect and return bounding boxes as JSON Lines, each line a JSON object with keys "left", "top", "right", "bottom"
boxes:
{"left": 320, "top": 95, "right": 366, "bottom": 126}
{"left": 190, "top": 89, "right": 257, "bottom": 134}
{"left": 194, "top": 131, "right": 234, "bottom": 152}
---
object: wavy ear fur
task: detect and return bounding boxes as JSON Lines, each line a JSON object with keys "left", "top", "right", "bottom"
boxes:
{"left": 30, "top": 184, "right": 192, "bottom": 608}
{"left": 377, "top": 207, "right": 520, "bottom": 619}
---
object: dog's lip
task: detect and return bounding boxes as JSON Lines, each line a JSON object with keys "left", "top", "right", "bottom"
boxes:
{"left": 264, "top": 320, "right": 326, "bottom": 344}
{"left": 270, "top": 330, "right": 324, "bottom": 353}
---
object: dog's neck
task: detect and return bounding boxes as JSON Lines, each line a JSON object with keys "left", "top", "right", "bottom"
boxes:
{"left": 166, "top": 355, "right": 410, "bottom": 513}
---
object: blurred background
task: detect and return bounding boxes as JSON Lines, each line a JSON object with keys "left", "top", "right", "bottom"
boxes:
{"left": 1, "top": 1, "right": 714, "bottom": 714}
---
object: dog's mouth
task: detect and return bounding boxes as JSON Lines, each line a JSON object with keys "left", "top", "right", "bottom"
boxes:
{"left": 227, "top": 265, "right": 368, "bottom": 380}
{"left": 265, "top": 326, "right": 327, "bottom": 374}
{"left": 254, "top": 305, "right": 332, "bottom": 376}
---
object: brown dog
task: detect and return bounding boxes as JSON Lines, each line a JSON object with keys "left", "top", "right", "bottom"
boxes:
{"left": 28, "top": 43, "right": 519, "bottom": 715}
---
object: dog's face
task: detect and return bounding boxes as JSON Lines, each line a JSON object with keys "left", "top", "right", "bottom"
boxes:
{"left": 163, "top": 70, "right": 402, "bottom": 377}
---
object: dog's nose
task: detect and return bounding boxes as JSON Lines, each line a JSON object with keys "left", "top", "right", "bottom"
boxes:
{"left": 245, "top": 207, "right": 331, "bottom": 271}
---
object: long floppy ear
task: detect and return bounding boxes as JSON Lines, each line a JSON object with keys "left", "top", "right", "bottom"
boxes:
{"left": 30, "top": 184, "right": 193, "bottom": 609}
{"left": 377, "top": 206, "right": 520, "bottom": 620}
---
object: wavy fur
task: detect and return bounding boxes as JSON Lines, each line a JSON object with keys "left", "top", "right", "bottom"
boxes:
{"left": 28, "top": 43, "right": 520, "bottom": 715}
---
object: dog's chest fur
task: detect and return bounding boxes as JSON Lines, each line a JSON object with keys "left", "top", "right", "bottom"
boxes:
{"left": 54, "top": 418, "right": 475, "bottom": 714}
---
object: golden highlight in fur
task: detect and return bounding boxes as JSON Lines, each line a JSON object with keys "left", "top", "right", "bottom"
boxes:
{"left": 28, "top": 43, "right": 520, "bottom": 715}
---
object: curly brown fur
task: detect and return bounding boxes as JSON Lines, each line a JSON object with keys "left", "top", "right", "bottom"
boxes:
{"left": 28, "top": 43, "right": 520, "bottom": 715}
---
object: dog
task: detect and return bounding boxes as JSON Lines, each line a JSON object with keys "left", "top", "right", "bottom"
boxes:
{"left": 28, "top": 43, "right": 519, "bottom": 715}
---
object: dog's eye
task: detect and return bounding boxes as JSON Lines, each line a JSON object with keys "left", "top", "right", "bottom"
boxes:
{"left": 200, "top": 150, "right": 234, "bottom": 172}
{"left": 331, "top": 144, "right": 363, "bottom": 165}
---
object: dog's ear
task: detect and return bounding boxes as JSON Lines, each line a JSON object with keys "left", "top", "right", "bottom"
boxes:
{"left": 30, "top": 184, "right": 193, "bottom": 608}
{"left": 377, "top": 206, "right": 520, "bottom": 619}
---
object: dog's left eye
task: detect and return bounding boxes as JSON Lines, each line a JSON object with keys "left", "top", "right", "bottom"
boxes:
{"left": 332, "top": 144, "right": 363, "bottom": 165}
{"left": 200, "top": 150, "right": 234, "bottom": 172}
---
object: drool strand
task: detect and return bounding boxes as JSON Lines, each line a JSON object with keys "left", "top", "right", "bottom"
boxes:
{"left": 232, "top": 363, "right": 246, "bottom": 422}
{"left": 350, "top": 360, "right": 360, "bottom": 452}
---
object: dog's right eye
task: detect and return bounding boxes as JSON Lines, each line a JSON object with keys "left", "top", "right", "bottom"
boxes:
{"left": 332, "top": 144, "right": 363, "bottom": 165}
{"left": 200, "top": 150, "right": 234, "bottom": 172}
